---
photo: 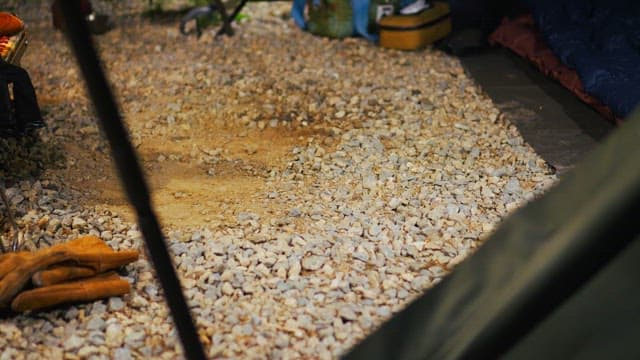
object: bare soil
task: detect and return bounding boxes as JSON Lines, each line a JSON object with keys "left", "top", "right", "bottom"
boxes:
{"left": 59, "top": 119, "right": 340, "bottom": 229}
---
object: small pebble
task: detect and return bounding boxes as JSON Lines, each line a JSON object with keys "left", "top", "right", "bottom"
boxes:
{"left": 108, "top": 297, "right": 125, "bottom": 312}
{"left": 301, "top": 255, "right": 326, "bottom": 271}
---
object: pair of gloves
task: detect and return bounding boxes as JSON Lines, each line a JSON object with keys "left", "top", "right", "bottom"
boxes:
{"left": 0, "top": 12, "right": 24, "bottom": 37}
{"left": 0, "top": 236, "right": 139, "bottom": 312}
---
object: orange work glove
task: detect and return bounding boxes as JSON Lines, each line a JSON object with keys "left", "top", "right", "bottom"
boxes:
{"left": 32, "top": 236, "right": 139, "bottom": 286}
{"left": 0, "top": 236, "right": 139, "bottom": 308}
{"left": 11, "top": 272, "right": 131, "bottom": 312}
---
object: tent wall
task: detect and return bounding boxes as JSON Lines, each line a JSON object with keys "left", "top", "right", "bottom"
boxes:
{"left": 505, "top": 234, "right": 640, "bottom": 360}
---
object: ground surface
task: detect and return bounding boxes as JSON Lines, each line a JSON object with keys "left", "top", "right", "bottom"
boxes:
{"left": 1, "top": 2, "right": 556, "bottom": 359}
{"left": 460, "top": 48, "right": 613, "bottom": 174}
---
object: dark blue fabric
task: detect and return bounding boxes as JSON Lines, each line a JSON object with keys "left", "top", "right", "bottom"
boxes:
{"left": 531, "top": 0, "right": 640, "bottom": 118}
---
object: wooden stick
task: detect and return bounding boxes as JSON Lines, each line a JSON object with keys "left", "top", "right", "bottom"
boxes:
{"left": 11, "top": 272, "right": 130, "bottom": 312}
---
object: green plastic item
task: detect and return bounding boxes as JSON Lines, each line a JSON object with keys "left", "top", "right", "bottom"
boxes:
{"left": 307, "top": 0, "right": 354, "bottom": 38}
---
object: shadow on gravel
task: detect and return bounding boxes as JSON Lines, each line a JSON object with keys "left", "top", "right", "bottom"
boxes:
{"left": 141, "top": 7, "right": 195, "bottom": 25}
{"left": 0, "top": 136, "right": 66, "bottom": 184}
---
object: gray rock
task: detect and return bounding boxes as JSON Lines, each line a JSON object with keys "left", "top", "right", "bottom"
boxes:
{"left": 221, "top": 282, "right": 234, "bottom": 295}
{"left": 388, "top": 197, "right": 402, "bottom": 210}
{"left": 362, "top": 175, "right": 377, "bottom": 190}
{"left": 170, "top": 242, "right": 189, "bottom": 256}
{"left": 77, "top": 346, "right": 99, "bottom": 358}
{"left": 86, "top": 316, "right": 106, "bottom": 331}
{"left": 301, "top": 255, "right": 326, "bottom": 271}
{"left": 144, "top": 284, "right": 158, "bottom": 298}
{"left": 87, "top": 331, "right": 105, "bottom": 346}
{"left": 105, "top": 323, "right": 124, "bottom": 347}
{"left": 237, "top": 212, "right": 259, "bottom": 223}
{"left": 71, "top": 217, "right": 87, "bottom": 229}
{"left": 124, "top": 330, "right": 145, "bottom": 347}
{"left": 64, "top": 307, "right": 79, "bottom": 320}
{"left": 113, "top": 347, "right": 133, "bottom": 360}
{"left": 90, "top": 302, "right": 107, "bottom": 315}
{"left": 376, "top": 306, "right": 391, "bottom": 317}
{"left": 108, "top": 297, "right": 125, "bottom": 312}
{"left": 239, "top": 281, "right": 254, "bottom": 294}
{"left": 64, "top": 335, "right": 84, "bottom": 351}
{"left": 505, "top": 178, "right": 522, "bottom": 194}
{"left": 338, "top": 306, "right": 358, "bottom": 321}
{"left": 248, "top": 233, "right": 270, "bottom": 244}
{"left": 411, "top": 276, "right": 431, "bottom": 291}
{"left": 275, "top": 334, "right": 290, "bottom": 348}
{"left": 288, "top": 207, "right": 302, "bottom": 217}
{"left": 352, "top": 251, "right": 369, "bottom": 262}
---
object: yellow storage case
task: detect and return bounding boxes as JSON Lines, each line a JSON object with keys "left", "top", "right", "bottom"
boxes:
{"left": 378, "top": 1, "right": 451, "bottom": 50}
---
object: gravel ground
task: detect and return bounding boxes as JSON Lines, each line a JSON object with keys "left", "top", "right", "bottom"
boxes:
{"left": 1, "top": 2, "right": 557, "bottom": 359}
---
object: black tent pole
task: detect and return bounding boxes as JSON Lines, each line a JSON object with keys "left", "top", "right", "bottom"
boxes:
{"left": 58, "top": 2, "right": 206, "bottom": 359}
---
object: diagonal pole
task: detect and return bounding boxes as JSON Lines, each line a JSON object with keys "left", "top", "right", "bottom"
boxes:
{"left": 57, "top": 2, "right": 206, "bottom": 359}
{"left": 211, "top": 0, "right": 234, "bottom": 36}
{"left": 214, "top": 0, "right": 250, "bottom": 38}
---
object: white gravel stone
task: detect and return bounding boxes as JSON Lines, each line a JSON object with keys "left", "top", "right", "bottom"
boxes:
{"left": 389, "top": 197, "right": 402, "bottom": 210}
{"left": 108, "top": 297, "right": 125, "bottom": 312}
{"left": 112, "top": 347, "right": 133, "bottom": 360}
{"left": 64, "top": 335, "right": 84, "bottom": 351}
{"left": 105, "top": 323, "right": 124, "bottom": 348}
{"left": 78, "top": 346, "right": 99, "bottom": 358}
{"left": 339, "top": 306, "right": 358, "bottom": 321}
{"left": 86, "top": 316, "right": 106, "bottom": 331}
{"left": 221, "top": 282, "right": 234, "bottom": 295}
{"left": 71, "top": 217, "right": 87, "bottom": 229}
{"left": 302, "top": 255, "right": 326, "bottom": 271}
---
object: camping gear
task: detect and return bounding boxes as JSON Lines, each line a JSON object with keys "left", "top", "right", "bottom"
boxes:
{"left": 489, "top": 14, "right": 620, "bottom": 124}
{"left": 307, "top": 0, "right": 354, "bottom": 38}
{"left": 0, "top": 235, "right": 138, "bottom": 311}
{"left": 378, "top": 1, "right": 451, "bottom": 50}
{"left": 177, "top": 0, "right": 409, "bottom": 41}
{"left": 399, "top": 0, "right": 430, "bottom": 15}
{"left": 0, "top": 30, "right": 28, "bottom": 65}
{"left": 180, "top": 0, "right": 249, "bottom": 38}
{"left": 367, "top": 0, "right": 402, "bottom": 34}
{"left": 0, "top": 12, "right": 24, "bottom": 36}
{"left": 180, "top": 4, "right": 220, "bottom": 38}
{"left": 0, "top": 60, "right": 47, "bottom": 138}
{"left": 530, "top": 0, "right": 640, "bottom": 118}
{"left": 291, "top": 0, "right": 412, "bottom": 41}
{"left": 0, "top": 12, "right": 27, "bottom": 66}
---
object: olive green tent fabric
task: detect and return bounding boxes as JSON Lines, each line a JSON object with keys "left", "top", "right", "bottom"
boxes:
{"left": 344, "top": 111, "right": 640, "bottom": 360}
{"left": 504, "top": 233, "right": 640, "bottom": 360}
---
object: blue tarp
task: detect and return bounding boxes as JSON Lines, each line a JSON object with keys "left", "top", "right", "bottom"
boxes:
{"left": 531, "top": 0, "right": 640, "bottom": 118}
